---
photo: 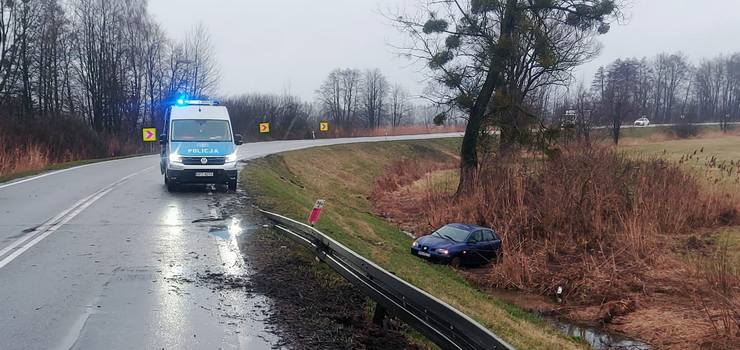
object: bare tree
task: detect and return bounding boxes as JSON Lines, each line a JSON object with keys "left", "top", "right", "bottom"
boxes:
{"left": 604, "top": 58, "right": 640, "bottom": 144}
{"left": 182, "top": 23, "right": 219, "bottom": 98}
{"left": 389, "top": 83, "right": 410, "bottom": 127}
{"left": 572, "top": 82, "right": 594, "bottom": 142}
{"left": 317, "top": 68, "right": 362, "bottom": 130}
{"left": 652, "top": 52, "right": 690, "bottom": 122}
{"left": 694, "top": 57, "right": 725, "bottom": 124}
{"left": 361, "top": 68, "right": 388, "bottom": 128}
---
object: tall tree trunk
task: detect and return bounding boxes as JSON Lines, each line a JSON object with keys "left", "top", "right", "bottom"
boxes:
{"left": 457, "top": 68, "right": 497, "bottom": 195}
{"left": 456, "top": 0, "right": 518, "bottom": 196}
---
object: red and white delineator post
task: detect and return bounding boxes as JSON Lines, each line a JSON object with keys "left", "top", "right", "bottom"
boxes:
{"left": 308, "top": 199, "right": 326, "bottom": 226}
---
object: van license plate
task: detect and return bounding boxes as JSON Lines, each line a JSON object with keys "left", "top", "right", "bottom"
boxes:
{"left": 195, "top": 172, "right": 214, "bottom": 177}
{"left": 418, "top": 251, "right": 431, "bottom": 257}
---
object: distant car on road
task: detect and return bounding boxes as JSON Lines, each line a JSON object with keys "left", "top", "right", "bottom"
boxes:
{"left": 634, "top": 117, "right": 650, "bottom": 127}
{"left": 411, "top": 224, "right": 502, "bottom": 267}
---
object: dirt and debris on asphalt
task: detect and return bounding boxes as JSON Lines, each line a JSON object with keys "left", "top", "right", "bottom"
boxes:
{"left": 238, "top": 224, "right": 422, "bottom": 350}
{"left": 195, "top": 188, "right": 423, "bottom": 350}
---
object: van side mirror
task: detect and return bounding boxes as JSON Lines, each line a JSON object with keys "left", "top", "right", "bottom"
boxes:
{"left": 159, "top": 134, "right": 167, "bottom": 145}
{"left": 234, "top": 134, "right": 244, "bottom": 145}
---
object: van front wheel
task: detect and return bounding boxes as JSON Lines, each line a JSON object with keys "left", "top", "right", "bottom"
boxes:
{"left": 165, "top": 176, "right": 178, "bottom": 192}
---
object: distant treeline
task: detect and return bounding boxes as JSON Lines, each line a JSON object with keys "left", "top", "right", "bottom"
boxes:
{"left": 0, "top": 0, "right": 217, "bottom": 144}
{"left": 223, "top": 68, "right": 453, "bottom": 140}
{"left": 555, "top": 52, "right": 740, "bottom": 130}
{"left": 0, "top": 0, "right": 449, "bottom": 147}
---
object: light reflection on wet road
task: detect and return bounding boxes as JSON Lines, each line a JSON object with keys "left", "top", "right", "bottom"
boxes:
{"left": 0, "top": 133, "right": 461, "bottom": 350}
{"left": 0, "top": 167, "right": 280, "bottom": 350}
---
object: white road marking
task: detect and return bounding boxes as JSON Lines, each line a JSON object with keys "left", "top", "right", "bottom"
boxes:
{"left": 0, "top": 193, "right": 95, "bottom": 258}
{"left": 0, "top": 166, "right": 156, "bottom": 270}
{"left": 0, "top": 155, "right": 155, "bottom": 190}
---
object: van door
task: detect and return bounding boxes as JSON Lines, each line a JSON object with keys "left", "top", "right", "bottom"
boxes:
{"left": 160, "top": 110, "right": 171, "bottom": 175}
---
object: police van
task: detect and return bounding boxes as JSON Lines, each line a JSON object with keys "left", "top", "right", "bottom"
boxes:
{"left": 159, "top": 99, "right": 243, "bottom": 192}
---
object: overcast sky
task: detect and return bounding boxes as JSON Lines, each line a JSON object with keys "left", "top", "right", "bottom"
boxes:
{"left": 149, "top": 0, "right": 740, "bottom": 101}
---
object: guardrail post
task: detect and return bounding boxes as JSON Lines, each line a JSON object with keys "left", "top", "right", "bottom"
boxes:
{"left": 372, "top": 303, "right": 387, "bottom": 329}
{"left": 261, "top": 210, "right": 516, "bottom": 350}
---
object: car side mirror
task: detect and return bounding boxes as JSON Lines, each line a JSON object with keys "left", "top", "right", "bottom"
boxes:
{"left": 235, "top": 134, "right": 244, "bottom": 145}
{"left": 159, "top": 134, "right": 167, "bottom": 145}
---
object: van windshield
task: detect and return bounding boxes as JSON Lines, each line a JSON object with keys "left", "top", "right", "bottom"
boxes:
{"left": 171, "top": 120, "right": 232, "bottom": 142}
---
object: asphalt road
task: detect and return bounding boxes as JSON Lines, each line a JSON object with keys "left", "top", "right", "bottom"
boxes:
{"left": 0, "top": 133, "right": 462, "bottom": 350}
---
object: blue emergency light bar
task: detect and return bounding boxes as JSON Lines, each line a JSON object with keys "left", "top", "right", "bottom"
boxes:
{"left": 174, "top": 99, "right": 220, "bottom": 106}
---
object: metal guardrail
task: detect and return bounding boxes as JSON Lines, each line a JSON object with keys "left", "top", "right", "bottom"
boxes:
{"left": 260, "top": 210, "right": 515, "bottom": 350}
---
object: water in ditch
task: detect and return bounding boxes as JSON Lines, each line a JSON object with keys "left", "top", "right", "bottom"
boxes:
{"left": 488, "top": 289, "right": 651, "bottom": 349}
{"left": 547, "top": 318, "right": 651, "bottom": 349}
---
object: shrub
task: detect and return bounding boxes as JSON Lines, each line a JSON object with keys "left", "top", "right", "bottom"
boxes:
{"left": 414, "top": 145, "right": 739, "bottom": 302}
{"left": 672, "top": 123, "right": 700, "bottom": 138}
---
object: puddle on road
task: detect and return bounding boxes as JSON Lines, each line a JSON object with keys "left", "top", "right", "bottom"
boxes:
{"left": 208, "top": 218, "right": 261, "bottom": 241}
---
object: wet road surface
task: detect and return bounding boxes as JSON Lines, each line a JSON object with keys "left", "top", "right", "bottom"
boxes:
{"left": 0, "top": 133, "right": 460, "bottom": 350}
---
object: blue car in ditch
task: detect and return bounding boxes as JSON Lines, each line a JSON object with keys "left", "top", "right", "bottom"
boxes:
{"left": 410, "top": 224, "right": 502, "bottom": 267}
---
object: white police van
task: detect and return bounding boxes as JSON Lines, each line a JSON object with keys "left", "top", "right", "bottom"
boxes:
{"left": 159, "top": 100, "right": 243, "bottom": 192}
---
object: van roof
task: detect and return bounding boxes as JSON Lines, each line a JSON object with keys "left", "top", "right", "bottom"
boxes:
{"left": 170, "top": 105, "right": 230, "bottom": 121}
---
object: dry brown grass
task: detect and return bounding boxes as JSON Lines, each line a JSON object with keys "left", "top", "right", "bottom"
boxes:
{"left": 371, "top": 144, "right": 740, "bottom": 348}
{"left": 0, "top": 138, "right": 51, "bottom": 175}
{"left": 0, "top": 118, "right": 143, "bottom": 178}
{"left": 410, "top": 146, "right": 739, "bottom": 301}
{"left": 690, "top": 235, "right": 740, "bottom": 347}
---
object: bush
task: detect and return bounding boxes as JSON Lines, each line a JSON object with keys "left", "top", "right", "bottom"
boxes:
{"left": 415, "top": 145, "right": 738, "bottom": 301}
{"left": 671, "top": 123, "right": 700, "bottom": 138}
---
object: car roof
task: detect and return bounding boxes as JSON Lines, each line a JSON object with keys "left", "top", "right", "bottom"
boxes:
{"left": 445, "top": 223, "right": 490, "bottom": 233}
{"left": 170, "top": 105, "right": 230, "bottom": 121}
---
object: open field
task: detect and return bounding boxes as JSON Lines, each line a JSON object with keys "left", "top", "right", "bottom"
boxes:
{"left": 625, "top": 135, "right": 740, "bottom": 261}
{"left": 242, "top": 139, "right": 587, "bottom": 350}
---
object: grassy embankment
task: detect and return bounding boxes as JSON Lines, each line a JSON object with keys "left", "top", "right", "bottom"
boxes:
{"left": 242, "top": 138, "right": 587, "bottom": 350}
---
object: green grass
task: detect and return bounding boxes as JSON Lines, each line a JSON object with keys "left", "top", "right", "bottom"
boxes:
{"left": 622, "top": 134, "right": 740, "bottom": 161}
{"left": 622, "top": 134, "right": 740, "bottom": 188}
{"left": 243, "top": 138, "right": 586, "bottom": 350}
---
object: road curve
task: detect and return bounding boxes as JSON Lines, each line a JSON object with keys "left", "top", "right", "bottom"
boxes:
{"left": 0, "top": 133, "right": 461, "bottom": 350}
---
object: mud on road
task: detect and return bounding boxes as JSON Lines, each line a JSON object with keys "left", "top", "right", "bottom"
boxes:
{"left": 206, "top": 189, "right": 421, "bottom": 350}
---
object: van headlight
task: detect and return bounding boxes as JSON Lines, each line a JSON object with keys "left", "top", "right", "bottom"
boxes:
{"left": 169, "top": 153, "right": 182, "bottom": 163}
{"left": 225, "top": 152, "right": 238, "bottom": 163}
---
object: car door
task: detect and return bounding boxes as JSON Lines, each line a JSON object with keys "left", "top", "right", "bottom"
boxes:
{"left": 483, "top": 230, "right": 502, "bottom": 260}
{"left": 467, "top": 230, "right": 487, "bottom": 264}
